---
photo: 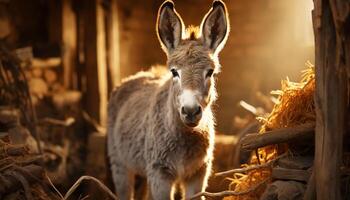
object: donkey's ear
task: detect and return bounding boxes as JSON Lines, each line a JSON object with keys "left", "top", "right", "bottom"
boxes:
{"left": 200, "top": 0, "right": 229, "bottom": 54}
{"left": 157, "top": 0, "right": 184, "bottom": 55}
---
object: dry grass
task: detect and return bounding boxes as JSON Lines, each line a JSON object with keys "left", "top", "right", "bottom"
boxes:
{"left": 224, "top": 62, "right": 316, "bottom": 200}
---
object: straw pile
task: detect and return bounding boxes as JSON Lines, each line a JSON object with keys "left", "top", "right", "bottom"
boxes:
{"left": 224, "top": 62, "right": 315, "bottom": 200}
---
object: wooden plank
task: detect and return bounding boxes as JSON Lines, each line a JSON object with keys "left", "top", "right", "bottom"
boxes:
{"left": 96, "top": 0, "right": 108, "bottom": 126}
{"left": 48, "top": 0, "right": 62, "bottom": 45}
{"left": 84, "top": 0, "right": 108, "bottom": 125}
{"left": 303, "top": 170, "right": 316, "bottom": 200}
{"left": 240, "top": 123, "right": 314, "bottom": 151}
{"left": 271, "top": 167, "right": 310, "bottom": 182}
{"left": 106, "top": 0, "right": 121, "bottom": 89}
{"left": 31, "top": 57, "right": 61, "bottom": 68}
{"left": 62, "top": 0, "right": 77, "bottom": 89}
{"left": 312, "top": 0, "right": 348, "bottom": 199}
{"left": 277, "top": 156, "right": 313, "bottom": 170}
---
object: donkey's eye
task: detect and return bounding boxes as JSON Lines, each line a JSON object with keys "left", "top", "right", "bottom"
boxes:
{"left": 171, "top": 69, "right": 179, "bottom": 78}
{"left": 206, "top": 69, "right": 214, "bottom": 78}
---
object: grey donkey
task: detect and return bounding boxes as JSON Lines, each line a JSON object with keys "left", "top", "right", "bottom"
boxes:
{"left": 107, "top": 0, "right": 229, "bottom": 199}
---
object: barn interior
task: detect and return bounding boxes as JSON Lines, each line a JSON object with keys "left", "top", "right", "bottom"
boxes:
{"left": 0, "top": 0, "right": 349, "bottom": 199}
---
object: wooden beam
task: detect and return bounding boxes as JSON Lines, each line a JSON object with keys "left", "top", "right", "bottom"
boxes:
{"left": 62, "top": 0, "right": 77, "bottom": 89}
{"left": 240, "top": 123, "right": 314, "bottom": 151}
{"left": 106, "top": 0, "right": 121, "bottom": 89}
{"left": 271, "top": 167, "right": 310, "bottom": 182}
{"left": 303, "top": 170, "right": 316, "bottom": 200}
{"left": 48, "top": 0, "right": 62, "bottom": 45}
{"left": 312, "top": 0, "right": 349, "bottom": 199}
{"left": 84, "top": 0, "right": 108, "bottom": 125}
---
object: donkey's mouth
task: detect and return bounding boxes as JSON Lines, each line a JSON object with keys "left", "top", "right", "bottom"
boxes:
{"left": 182, "top": 117, "right": 201, "bottom": 128}
{"left": 184, "top": 121, "right": 199, "bottom": 127}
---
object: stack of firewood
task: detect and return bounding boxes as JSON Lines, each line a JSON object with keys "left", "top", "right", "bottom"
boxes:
{"left": 21, "top": 58, "right": 63, "bottom": 106}
{"left": 1, "top": 42, "right": 94, "bottom": 194}
{"left": 0, "top": 107, "right": 60, "bottom": 200}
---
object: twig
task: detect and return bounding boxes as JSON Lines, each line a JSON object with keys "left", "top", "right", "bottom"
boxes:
{"left": 187, "top": 178, "right": 270, "bottom": 200}
{"left": 215, "top": 153, "right": 287, "bottom": 177}
{"left": 38, "top": 117, "right": 75, "bottom": 127}
{"left": 45, "top": 172, "right": 64, "bottom": 200}
{"left": 64, "top": 175, "right": 117, "bottom": 200}
{"left": 239, "top": 100, "right": 259, "bottom": 116}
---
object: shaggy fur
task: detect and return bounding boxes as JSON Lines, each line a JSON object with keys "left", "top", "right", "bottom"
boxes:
{"left": 107, "top": 1, "right": 229, "bottom": 199}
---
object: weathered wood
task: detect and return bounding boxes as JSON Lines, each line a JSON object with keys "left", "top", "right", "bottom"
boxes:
{"left": 271, "top": 167, "right": 310, "bottom": 182}
{"left": 312, "top": 0, "right": 349, "bottom": 199}
{"left": 62, "top": 0, "right": 77, "bottom": 89}
{"left": 106, "top": 0, "right": 121, "bottom": 89}
{"left": 240, "top": 123, "right": 315, "bottom": 151}
{"left": 231, "top": 121, "right": 260, "bottom": 167}
{"left": 48, "top": 0, "right": 62, "bottom": 45}
{"left": 84, "top": 0, "right": 108, "bottom": 125}
{"left": 31, "top": 57, "right": 61, "bottom": 68}
{"left": 261, "top": 180, "right": 306, "bottom": 200}
{"left": 37, "top": 117, "right": 75, "bottom": 127}
{"left": 303, "top": 170, "right": 316, "bottom": 200}
{"left": 277, "top": 156, "right": 313, "bottom": 170}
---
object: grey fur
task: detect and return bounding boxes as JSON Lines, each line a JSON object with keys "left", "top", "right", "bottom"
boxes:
{"left": 107, "top": 1, "right": 229, "bottom": 199}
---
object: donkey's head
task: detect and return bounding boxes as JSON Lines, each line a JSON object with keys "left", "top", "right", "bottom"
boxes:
{"left": 157, "top": 0, "right": 229, "bottom": 127}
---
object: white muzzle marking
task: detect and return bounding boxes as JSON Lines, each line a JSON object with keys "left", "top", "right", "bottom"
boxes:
{"left": 180, "top": 89, "right": 198, "bottom": 108}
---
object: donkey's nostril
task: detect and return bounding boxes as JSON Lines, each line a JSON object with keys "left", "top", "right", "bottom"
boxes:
{"left": 194, "top": 106, "right": 202, "bottom": 116}
{"left": 181, "top": 107, "right": 186, "bottom": 115}
{"left": 182, "top": 105, "right": 202, "bottom": 118}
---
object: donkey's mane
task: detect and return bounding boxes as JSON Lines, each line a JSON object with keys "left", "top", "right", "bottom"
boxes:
{"left": 184, "top": 26, "right": 200, "bottom": 40}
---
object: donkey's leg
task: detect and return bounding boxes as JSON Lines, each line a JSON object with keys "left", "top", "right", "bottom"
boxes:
{"left": 147, "top": 170, "right": 175, "bottom": 200}
{"left": 134, "top": 175, "right": 148, "bottom": 200}
{"left": 184, "top": 164, "right": 211, "bottom": 200}
{"left": 111, "top": 161, "right": 135, "bottom": 200}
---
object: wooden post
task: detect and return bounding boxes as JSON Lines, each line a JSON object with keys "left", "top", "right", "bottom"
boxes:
{"left": 84, "top": 0, "right": 108, "bottom": 126}
{"left": 62, "top": 0, "right": 77, "bottom": 89}
{"left": 48, "top": 0, "right": 62, "bottom": 45}
{"left": 312, "top": 0, "right": 349, "bottom": 199}
{"left": 106, "top": 0, "right": 121, "bottom": 89}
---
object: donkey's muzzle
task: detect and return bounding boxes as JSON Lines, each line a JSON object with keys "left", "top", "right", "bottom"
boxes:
{"left": 181, "top": 105, "right": 202, "bottom": 127}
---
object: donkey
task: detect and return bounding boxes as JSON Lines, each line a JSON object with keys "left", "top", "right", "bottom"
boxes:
{"left": 107, "top": 0, "right": 229, "bottom": 199}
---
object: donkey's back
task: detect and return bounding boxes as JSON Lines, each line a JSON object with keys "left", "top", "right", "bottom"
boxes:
{"left": 107, "top": 69, "right": 165, "bottom": 176}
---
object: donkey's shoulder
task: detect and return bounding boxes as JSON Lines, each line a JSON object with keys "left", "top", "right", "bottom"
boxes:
{"left": 108, "top": 66, "right": 169, "bottom": 125}
{"left": 110, "top": 65, "right": 168, "bottom": 99}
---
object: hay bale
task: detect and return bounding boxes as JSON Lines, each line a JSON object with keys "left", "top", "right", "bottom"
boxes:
{"left": 224, "top": 64, "right": 316, "bottom": 200}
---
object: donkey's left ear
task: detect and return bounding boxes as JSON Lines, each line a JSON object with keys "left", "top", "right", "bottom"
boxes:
{"left": 157, "top": 0, "right": 185, "bottom": 55}
{"left": 200, "top": 0, "right": 230, "bottom": 55}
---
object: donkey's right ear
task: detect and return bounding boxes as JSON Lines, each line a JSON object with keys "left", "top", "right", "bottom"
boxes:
{"left": 157, "top": 0, "right": 184, "bottom": 55}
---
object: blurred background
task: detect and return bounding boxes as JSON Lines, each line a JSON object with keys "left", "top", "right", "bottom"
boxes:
{"left": 0, "top": 0, "right": 315, "bottom": 198}
{"left": 0, "top": 0, "right": 314, "bottom": 133}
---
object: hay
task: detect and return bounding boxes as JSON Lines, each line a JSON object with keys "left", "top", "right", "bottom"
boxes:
{"left": 224, "top": 62, "right": 315, "bottom": 200}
